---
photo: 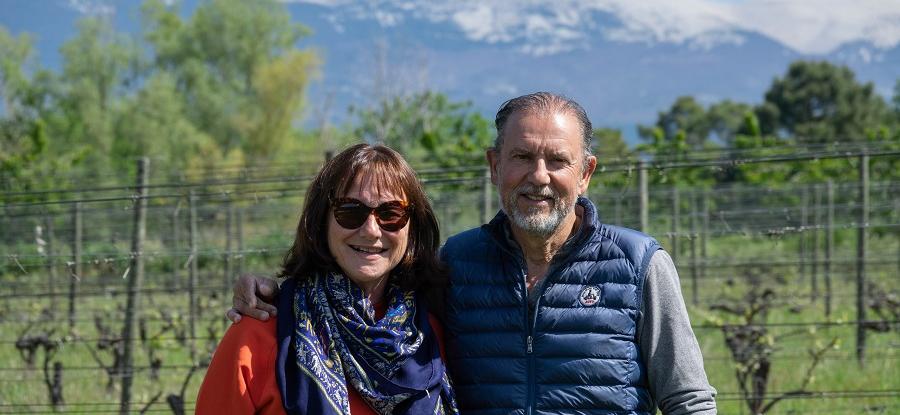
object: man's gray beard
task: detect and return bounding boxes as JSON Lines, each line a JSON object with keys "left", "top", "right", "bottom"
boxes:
{"left": 501, "top": 185, "right": 574, "bottom": 237}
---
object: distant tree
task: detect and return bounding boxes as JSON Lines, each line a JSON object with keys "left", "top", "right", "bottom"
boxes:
{"left": 706, "top": 100, "right": 753, "bottom": 146}
{"left": 352, "top": 91, "right": 493, "bottom": 167}
{"left": 56, "top": 18, "right": 139, "bottom": 178}
{"left": 893, "top": 79, "right": 900, "bottom": 118}
{"left": 141, "top": 0, "right": 318, "bottom": 164}
{"left": 592, "top": 128, "right": 631, "bottom": 162}
{"left": 0, "top": 27, "right": 33, "bottom": 114}
{"left": 762, "top": 60, "right": 889, "bottom": 144}
{"left": 111, "top": 73, "right": 216, "bottom": 179}
{"left": 636, "top": 125, "right": 716, "bottom": 186}
{"left": 727, "top": 113, "right": 797, "bottom": 185}
{"left": 0, "top": 27, "right": 74, "bottom": 193}
{"left": 589, "top": 128, "right": 636, "bottom": 191}
{"left": 639, "top": 96, "right": 710, "bottom": 149}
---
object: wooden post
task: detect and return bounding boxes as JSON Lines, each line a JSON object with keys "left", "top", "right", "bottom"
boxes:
{"left": 482, "top": 166, "right": 493, "bottom": 225}
{"left": 856, "top": 155, "right": 868, "bottom": 366}
{"left": 69, "top": 202, "right": 82, "bottom": 331}
{"left": 689, "top": 192, "right": 698, "bottom": 305}
{"left": 670, "top": 188, "right": 680, "bottom": 264}
{"left": 825, "top": 181, "right": 834, "bottom": 317}
{"left": 639, "top": 161, "right": 648, "bottom": 233}
{"left": 799, "top": 187, "right": 808, "bottom": 282}
{"left": 614, "top": 193, "right": 622, "bottom": 226}
{"left": 224, "top": 200, "right": 234, "bottom": 302}
{"left": 171, "top": 204, "right": 181, "bottom": 291}
{"left": 811, "top": 184, "right": 821, "bottom": 302}
{"left": 701, "top": 192, "right": 709, "bottom": 294}
{"left": 119, "top": 157, "right": 149, "bottom": 415}
{"left": 188, "top": 190, "right": 199, "bottom": 362}
{"left": 237, "top": 207, "right": 245, "bottom": 277}
{"left": 44, "top": 215, "right": 58, "bottom": 318}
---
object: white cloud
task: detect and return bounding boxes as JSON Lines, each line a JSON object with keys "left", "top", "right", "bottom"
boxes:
{"left": 65, "top": 0, "right": 115, "bottom": 16}
{"left": 859, "top": 47, "right": 872, "bottom": 64}
{"left": 283, "top": 0, "right": 900, "bottom": 56}
{"left": 485, "top": 80, "right": 519, "bottom": 97}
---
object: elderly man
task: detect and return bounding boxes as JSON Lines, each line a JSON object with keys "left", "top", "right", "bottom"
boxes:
{"left": 230, "top": 92, "right": 717, "bottom": 414}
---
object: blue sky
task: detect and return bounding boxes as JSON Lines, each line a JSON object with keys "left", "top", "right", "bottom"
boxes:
{"left": 2, "top": 0, "right": 900, "bottom": 141}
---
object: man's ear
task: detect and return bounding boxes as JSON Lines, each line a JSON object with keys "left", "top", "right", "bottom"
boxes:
{"left": 579, "top": 155, "right": 598, "bottom": 194}
{"left": 486, "top": 148, "right": 500, "bottom": 186}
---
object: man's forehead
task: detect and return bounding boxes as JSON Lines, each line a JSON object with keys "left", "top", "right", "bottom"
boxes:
{"left": 506, "top": 140, "right": 574, "bottom": 155}
{"left": 510, "top": 108, "right": 573, "bottom": 123}
{"left": 501, "top": 111, "right": 582, "bottom": 148}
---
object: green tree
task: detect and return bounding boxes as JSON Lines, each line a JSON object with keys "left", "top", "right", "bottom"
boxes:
{"left": 892, "top": 79, "right": 900, "bottom": 119}
{"left": 0, "top": 27, "right": 33, "bottom": 115}
{"left": 638, "top": 96, "right": 710, "bottom": 148}
{"left": 111, "top": 73, "right": 216, "bottom": 178}
{"left": 592, "top": 128, "right": 631, "bottom": 161}
{"left": 52, "top": 17, "right": 139, "bottom": 180}
{"left": 636, "top": 126, "right": 715, "bottom": 186}
{"left": 762, "top": 60, "right": 889, "bottom": 144}
{"left": 590, "top": 127, "right": 636, "bottom": 190}
{"left": 706, "top": 100, "right": 753, "bottom": 146}
{"left": 0, "top": 27, "right": 69, "bottom": 193}
{"left": 141, "top": 0, "right": 318, "bottom": 164}
{"left": 352, "top": 91, "right": 493, "bottom": 167}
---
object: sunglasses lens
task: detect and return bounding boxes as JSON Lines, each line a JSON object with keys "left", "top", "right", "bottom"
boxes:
{"left": 375, "top": 202, "right": 410, "bottom": 232}
{"left": 333, "top": 202, "right": 369, "bottom": 229}
{"left": 332, "top": 199, "right": 410, "bottom": 231}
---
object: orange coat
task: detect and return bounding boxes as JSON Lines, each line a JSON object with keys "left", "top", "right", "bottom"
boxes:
{"left": 196, "top": 314, "right": 446, "bottom": 415}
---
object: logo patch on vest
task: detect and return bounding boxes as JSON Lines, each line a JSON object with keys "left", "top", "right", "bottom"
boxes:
{"left": 578, "top": 285, "right": 601, "bottom": 307}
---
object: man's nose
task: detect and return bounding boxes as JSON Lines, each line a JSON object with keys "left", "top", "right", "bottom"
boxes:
{"left": 528, "top": 159, "right": 551, "bottom": 185}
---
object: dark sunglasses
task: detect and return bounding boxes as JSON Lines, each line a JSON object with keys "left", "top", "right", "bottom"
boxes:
{"left": 331, "top": 198, "right": 411, "bottom": 232}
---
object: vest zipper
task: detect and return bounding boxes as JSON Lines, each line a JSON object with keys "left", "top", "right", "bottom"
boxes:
{"left": 489, "top": 226, "right": 563, "bottom": 415}
{"left": 527, "top": 260, "right": 564, "bottom": 415}
{"left": 520, "top": 264, "right": 535, "bottom": 415}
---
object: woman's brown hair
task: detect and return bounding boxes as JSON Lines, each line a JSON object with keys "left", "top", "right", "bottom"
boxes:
{"left": 278, "top": 144, "right": 444, "bottom": 291}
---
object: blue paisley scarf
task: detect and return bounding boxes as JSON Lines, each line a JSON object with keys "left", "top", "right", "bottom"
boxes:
{"left": 275, "top": 272, "right": 457, "bottom": 415}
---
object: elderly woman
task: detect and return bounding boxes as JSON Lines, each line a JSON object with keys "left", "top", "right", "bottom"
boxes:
{"left": 197, "top": 144, "right": 457, "bottom": 414}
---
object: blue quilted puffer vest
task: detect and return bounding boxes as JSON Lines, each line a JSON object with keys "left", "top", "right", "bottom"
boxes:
{"left": 441, "top": 197, "right": 659, "bottom": 415}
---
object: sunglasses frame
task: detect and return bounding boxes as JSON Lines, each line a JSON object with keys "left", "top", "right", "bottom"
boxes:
{"left": 331, "top": 197, "right": 412, "bottom": 232}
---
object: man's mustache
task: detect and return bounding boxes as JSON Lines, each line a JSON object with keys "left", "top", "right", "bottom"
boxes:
{"left": 515, "top": 185, "right": 559, "bottom": 200}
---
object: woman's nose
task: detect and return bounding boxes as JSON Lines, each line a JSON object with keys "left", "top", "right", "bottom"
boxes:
{"left": 357, "top": 212, "right": 381, "bottom": 238}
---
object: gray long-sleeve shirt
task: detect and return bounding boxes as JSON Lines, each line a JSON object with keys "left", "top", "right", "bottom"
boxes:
{"left": 639, "top": 250, "right": 717, "bottom": 414}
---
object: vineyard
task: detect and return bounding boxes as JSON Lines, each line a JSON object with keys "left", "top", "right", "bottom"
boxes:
{"left": 1, "top": 146, "right": 898, "bottom": 414}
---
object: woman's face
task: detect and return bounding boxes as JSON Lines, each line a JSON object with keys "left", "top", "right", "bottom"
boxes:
{"left": 327, "top": 174, "right": 410, "bottom": 296}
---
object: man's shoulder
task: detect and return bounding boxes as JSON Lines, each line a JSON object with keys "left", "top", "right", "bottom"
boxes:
{"left": 584, "top": 223, "right": 661, "bottom": 277}
{"left": 595, "top": 223, "right": 654, "bottom": 241}
{"left": 593, "top": 223, "right": 659, "bottom": 251}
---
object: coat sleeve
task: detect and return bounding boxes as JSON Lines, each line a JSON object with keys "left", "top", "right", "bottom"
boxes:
{"left": 637, "top": 250, "right": 718, "bottom": 414}
{"left": 196, "top": 319, "right": 281, "bottom": 415}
